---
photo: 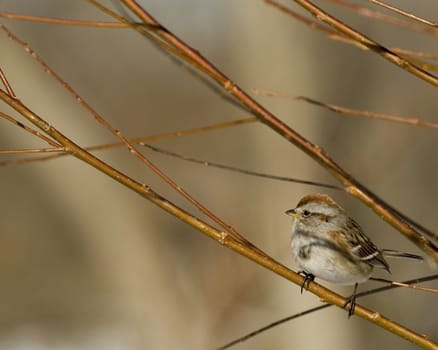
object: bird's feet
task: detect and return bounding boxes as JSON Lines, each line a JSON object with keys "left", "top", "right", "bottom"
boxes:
{"left": 297, "top": 271, "right": 315, "bottom": 294}
{"left": 343, "top": 295, "right": 357, "bottom": 318}
{"left": 343, "top": 283, "right": 359, "bottom": 318}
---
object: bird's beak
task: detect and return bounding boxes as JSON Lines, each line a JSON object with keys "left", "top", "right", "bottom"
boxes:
{"left": 285, "top": 208, "right": 297, "bottom": 218}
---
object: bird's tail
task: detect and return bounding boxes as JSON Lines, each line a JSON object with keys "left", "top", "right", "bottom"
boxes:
{"left": 382, "top": 249, "right": 423, "bottom": 261}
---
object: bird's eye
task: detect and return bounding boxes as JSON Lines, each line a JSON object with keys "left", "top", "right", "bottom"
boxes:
{"left": 302, "top": 210, "right": 311, "bottom": 217}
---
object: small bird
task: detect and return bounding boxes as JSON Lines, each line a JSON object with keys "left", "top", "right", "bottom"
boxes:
{"left": 285, "top": 193, "right": 423, "bottom": 316}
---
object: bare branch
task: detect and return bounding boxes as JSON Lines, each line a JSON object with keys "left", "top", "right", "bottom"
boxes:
{"left": 117, "top": 0, "right": 438, "bottom": 262}
{"left": 266, "top": 0, "right": 438, "bottom": 85}
{"left": 217, "top": 274, "right": 438, "bottom": 350}
{"left": 367, "top": 0, "right": 438, "bottom": 27}
{"left": 0, "top": 12, "right": 132, "bottom": 27}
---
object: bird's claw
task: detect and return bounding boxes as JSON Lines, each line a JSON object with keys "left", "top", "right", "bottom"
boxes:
{"left": 298, "top": 271, "right": 315, "bottom": 294}
{"left": 343, "top": 283, "right": 359, "bottom": 318}
{"left": 343, "top": 295, "right": 357, "bottom": 318}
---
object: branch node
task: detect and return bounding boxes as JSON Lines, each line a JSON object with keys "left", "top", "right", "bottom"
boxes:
{"left": 219, "top": 231, "right": 229, "bottom": 245}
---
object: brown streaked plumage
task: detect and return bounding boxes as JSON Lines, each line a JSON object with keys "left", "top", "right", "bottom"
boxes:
{"left": 295, "top": 193, "right": 339, "bottom": 208}
{"left": 285, "top": 193, "right": 422, "bottom": 317}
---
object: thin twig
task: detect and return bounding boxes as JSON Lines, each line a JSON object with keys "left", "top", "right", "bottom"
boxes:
{"left": 143, "top": 143, "right": 342, "bottom": 190}
{"left": 0, "top": 111, "right": 61, "bottom": 147}
{"left": 0, "top": 68, "right": 16, "bottom": 97}
{"left": 367, "top": 0, "right": 438, "bottom": 28}
{"left": 326, "top": 0, "right": 438, "bottom": 36}
{"left": 0, "top": 117, "right": 257, "bottom": 167}
{"left": 253, "top": 89, "right": 438, "bottom": 130}
{"left": 369, "top": 277, "right": 438, "bottom": 293}
{"left": 0, "top": 12, "right": 132, "bottom": 27}
{"left": 383, "top": 48, "right": 438, "bottom": 61}
{"left": 217, "top": 274, "right": 438, "bottom": 350}
{"left": 0, "top": 148, "right": 63, "bottom": 154}
{"left": 86, "top": 0, "right": 249, "bottom": 112}
{"left": 266, "top": 0, "right": 438, "bottom": 85}
{"left": 295, "top": 96, "right": 438, "bottom": 130}
{"left": 264, "top": 1, "right": 438, "bottom": 62}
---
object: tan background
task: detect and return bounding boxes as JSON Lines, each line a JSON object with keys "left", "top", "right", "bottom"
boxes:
{"left": 0, "top": 0, "right": 437, "bottom": 349}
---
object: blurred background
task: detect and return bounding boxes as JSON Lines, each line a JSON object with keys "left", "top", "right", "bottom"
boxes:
{"left": 0, "top": 0, "right": 437, "bottom": 349}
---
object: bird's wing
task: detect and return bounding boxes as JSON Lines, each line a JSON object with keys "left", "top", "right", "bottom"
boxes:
{"left": 344, "top": 218, "right": 390, "bottom": 273}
